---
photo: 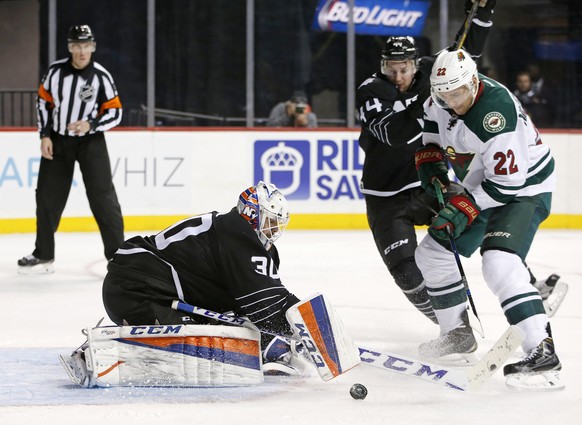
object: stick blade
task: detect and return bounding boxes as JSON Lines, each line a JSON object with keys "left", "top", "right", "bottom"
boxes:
{"left": 359, "top": 347, "right": 469, "bottom": 391}
{"left": 466, "top": 325, "right": 525, "bottom": 391}
{"left": 545, "top": 280, "right": 569, "bottom": 318}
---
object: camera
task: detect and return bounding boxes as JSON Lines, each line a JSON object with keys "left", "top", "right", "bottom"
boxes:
{"left": 295, "top": 103, "right": 307, "bottom": 114}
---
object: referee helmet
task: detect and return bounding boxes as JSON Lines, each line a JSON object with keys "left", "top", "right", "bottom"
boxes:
{"left": 67, "top": 25, "right": 95, "bottom": 43}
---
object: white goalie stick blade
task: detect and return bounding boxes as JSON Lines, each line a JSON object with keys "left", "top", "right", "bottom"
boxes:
{"left": 465, "top": 325, "right": 525, "bottom": 391}
{"left": 358, "top": 347, "right": 470, "bottom": 391}
{"left": 359, "top": 326, "right": 525, "bottom": 392}
{"left": 544, "top": 280, "right": 569, "bottom": 318}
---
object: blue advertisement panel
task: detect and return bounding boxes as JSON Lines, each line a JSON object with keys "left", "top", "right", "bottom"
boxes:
{"left": 312, "top": 0, "right": 430, "bottom": 36}
{"left": 253, "top": 138, "right": 363, "bottom": 202}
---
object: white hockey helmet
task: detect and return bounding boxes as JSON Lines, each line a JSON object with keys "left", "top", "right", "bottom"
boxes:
{"left": 430, "top": 49, "right": 479, "bottom": 109}
{"left": 237, "top": 181, "right": 289, "bottom": 250}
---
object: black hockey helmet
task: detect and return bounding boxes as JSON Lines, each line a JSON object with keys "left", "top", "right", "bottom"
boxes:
{"left": 67, "top": 25, "right": 95, "bottom": 42}
{"left": 381, "top": 36, "right": 418, "bottom": 62}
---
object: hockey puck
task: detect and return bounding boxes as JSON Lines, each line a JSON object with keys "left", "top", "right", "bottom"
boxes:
{"left": 349, "top": 383, "right": 368, "bottom": 400}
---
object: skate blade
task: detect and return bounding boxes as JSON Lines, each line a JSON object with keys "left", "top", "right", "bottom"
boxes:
{"left": 263, "top": 360, "right": 314, "bottom": 377}
{"left": 18, "top": 264, "right": 55, "bottom": 275}
{"left": 58, "top": 353, "right": 91, "bottom": 387}
{"left": 544, "top": 281, "right": 568, "bottom": 318}
{"left": 421, "top": 351, "right": 479, "bottom": 366}
{"left": 505, "top": 370, "right": 565, "bottom": 392}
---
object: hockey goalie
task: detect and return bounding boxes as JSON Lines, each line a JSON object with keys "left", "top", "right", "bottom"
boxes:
{"left": 60, "top": 182, "right": 360, "bottom": 387}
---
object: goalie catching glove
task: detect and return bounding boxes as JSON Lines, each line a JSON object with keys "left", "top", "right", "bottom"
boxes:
{"left": 415, "top": 144, "right": 451, "bottom": 197}
{"left": 429, "top": 195, "right": 480, "bottom": 240}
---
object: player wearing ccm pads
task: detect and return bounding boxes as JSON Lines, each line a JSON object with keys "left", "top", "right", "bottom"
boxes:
{"left": 60, "top": 182, "right": 358, "bottom": 386}
{"left": 414, "top": 50, "right": 562, "bottom": 390}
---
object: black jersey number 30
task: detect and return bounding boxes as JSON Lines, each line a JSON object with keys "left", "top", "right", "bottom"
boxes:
{"left": 252, "top": 256, "right": 280, "bottom": 279}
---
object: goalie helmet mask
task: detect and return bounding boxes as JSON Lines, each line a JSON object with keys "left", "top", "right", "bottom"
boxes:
{"left": 430, "top": 49, "right": 479, "bottom": 109}
{"left": 237, "top": 181, "right": 290, "bottom": 250}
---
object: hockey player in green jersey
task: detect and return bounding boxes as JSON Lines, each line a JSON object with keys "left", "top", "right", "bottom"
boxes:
{"left": 413, "top": 49, "right": 562, "bottom": 391}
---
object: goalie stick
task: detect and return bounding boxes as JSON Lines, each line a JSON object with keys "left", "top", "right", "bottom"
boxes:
{"left": 171, "top": 300, "right": 523, "bottom": 391}
{"left": 361, "top": 325, "right": 524, "bottom": 391}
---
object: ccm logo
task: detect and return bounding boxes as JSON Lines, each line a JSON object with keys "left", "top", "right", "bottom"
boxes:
{"left": 129, "top": 325, "right": 183, "bottom": 335}
{"left": 383, "top": 239, "right": 409, "bottom": 255}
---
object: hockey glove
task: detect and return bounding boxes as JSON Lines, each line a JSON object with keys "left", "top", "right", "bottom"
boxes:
{"left": 407, "top": 85, "right": 431, "bottom": 119}
{"left": 415, "top": 144, "right": 451, "bottom": 197}
{"left": 429, "top": 195, "right": 480, "bottom": 240}
{"left": 465, "top": 0, "right": 496, "bottom": 22}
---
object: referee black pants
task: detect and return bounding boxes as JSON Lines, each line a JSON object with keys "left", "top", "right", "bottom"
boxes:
{"left": 33, "top": 132, "right": 124, "bottom": 260}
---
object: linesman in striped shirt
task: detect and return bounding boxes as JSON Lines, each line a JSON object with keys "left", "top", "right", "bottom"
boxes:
{"left": 18, "top": 25, "right": 124, "bottom": 274}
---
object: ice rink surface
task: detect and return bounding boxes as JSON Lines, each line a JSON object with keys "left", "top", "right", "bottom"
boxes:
{"left": 0, "top": 228, "right": 580, "bottom": 425}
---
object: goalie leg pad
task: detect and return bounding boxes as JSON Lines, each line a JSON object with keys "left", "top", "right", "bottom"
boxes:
{"left": 286, "top": 293, "right": 360, "bottom": 381}
{"left": 61, "top": 324, "right": 263, "bottom": 387}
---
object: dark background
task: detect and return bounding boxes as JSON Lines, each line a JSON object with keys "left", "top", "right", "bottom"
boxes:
{"left": 6, "top": 0, "right": 580, "bottom": 127}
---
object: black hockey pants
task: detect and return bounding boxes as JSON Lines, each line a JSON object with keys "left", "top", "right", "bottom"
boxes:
{"left": 33, "top": 131, "right": 124, "bottom": 260}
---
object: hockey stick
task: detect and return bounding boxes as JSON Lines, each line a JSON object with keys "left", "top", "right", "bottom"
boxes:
{"left": 454, "top": 0, "right": 480, "bottom": 50}
{"left": 433, "top": 182, "right": 485, "bottom": 337}
{"left": 170, "top": 301, "right": 466, "bottom": 389}
{"left": 171, "top": 300, "right": 522, "bottom": 391}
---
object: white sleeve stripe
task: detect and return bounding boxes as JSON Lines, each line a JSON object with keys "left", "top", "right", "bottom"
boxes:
{"left": 473, "top": 18, "right": 493, "bottom": 27}
{"left": 244, "top": 297, "right": 287, "bottom": 317}
{"left": 406, "top": 132, "right": 422, "bottom": 145}
{"left": 368, "top": 113, "right": 394, "bottom": 145}
{"left": 251, "top": 306, "right": 285, "bottom": 324}
{"left": 235, "top": 286, "right": 285, "bottom": 300}
{"left": 237, "top": 294, "right": 280, "bottom": 309}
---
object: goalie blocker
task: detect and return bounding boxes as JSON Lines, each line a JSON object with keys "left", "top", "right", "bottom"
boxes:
{"left": 286, "top": 293, "right": 361, "bottom": 381}
{"left": 60, "top": 324, "right": 263, "bottom": 387}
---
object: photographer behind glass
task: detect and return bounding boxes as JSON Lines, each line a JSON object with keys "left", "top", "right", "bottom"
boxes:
{"left": 267, "top": 91, "right": 318, "bottom": 128}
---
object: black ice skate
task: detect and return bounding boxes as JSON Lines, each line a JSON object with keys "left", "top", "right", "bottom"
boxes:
{"left": 504, "top": 337, "right": 564, "bottom": 391}
{"left": 418, "top": 311, "right": 477, "bottom": 363}
{"left": 17, "top": 255, "right": 54, "bottom": 275}
{"left": 533, "top": 274, "right": 568, "bottom": 317}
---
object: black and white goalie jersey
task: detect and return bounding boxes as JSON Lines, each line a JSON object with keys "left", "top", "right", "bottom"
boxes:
{"left": 107, "top": 207, "right": 299, "bottom": 335}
